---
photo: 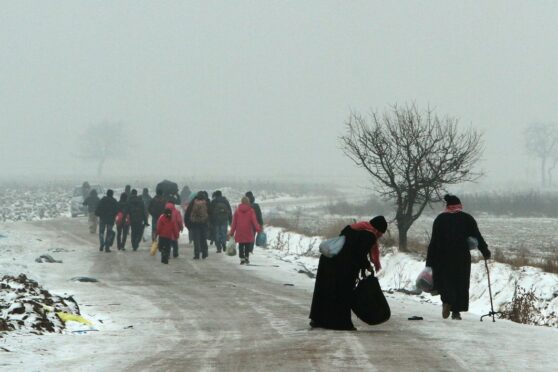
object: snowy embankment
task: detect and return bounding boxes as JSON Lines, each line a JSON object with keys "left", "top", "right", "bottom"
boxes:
{"left": 263, "top": 226, "right": 558, "bottom": 328}
{"left": 0, "top": 186, "right": 71, "bottom": 223}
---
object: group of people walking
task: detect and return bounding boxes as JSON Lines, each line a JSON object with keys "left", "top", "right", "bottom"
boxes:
{"left": 83, "top": 183, "right": 264, "bottom": 266}
{"left": 309, "top": 194, "right": 491, "bottom": 330}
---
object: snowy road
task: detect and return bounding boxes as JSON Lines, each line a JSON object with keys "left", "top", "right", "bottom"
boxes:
{"left": 2, "top": 218, "right": 557, "bottom": 371}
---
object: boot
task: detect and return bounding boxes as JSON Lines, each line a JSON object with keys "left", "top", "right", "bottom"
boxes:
{"left": 442, "top": 303, "right": 451, "bottom": 319}
{"left": 451, "top": 312, "right": 462, "bottom": 320}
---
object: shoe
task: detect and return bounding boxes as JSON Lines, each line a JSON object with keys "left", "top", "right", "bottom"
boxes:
{"left": 105, "top": 249, "right": 112, "bottom": 253}
{"left": 442, "top": 303, "right": 451, "bottom": 319}
{"left": 245, "top": 259, "right": 250, "bottom": 265}
{"left": 451, "top": 312, "right": 462, "bottom": 320}
{"left": 193, "top": 257, "right": 200, "bottom": 260}
{"left": 99, "top": 246, "right": 103, "bottom": 251}
{"left": 173, "top": 254, "right": 178, "bottom": 258}
{"left": 240, "top": 260, "right": 245, "bottom": 265}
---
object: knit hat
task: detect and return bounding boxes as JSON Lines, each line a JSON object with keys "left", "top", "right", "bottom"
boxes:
{"left": 369, "top": 216, "right": 387, "bottom": 234}
{"left": 444, "top": 194, "right": 461, "bottom": 206}
{"left": 245, "top": 191, "right": 255, "bottom": 204}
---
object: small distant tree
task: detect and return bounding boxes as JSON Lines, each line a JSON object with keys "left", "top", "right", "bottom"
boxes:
{"left": 78, "top": 122, "right": 125, "bottom": 178}
{"left": 524, "top": 123, "right": 558, "bottom": 187}
{"left": 340, "top": 104, "right": 483, "bottom": 252}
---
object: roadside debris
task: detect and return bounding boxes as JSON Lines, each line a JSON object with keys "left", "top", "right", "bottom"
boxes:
{"left": 35, "top": 254, "right": 63, "bottom": 263}
{"left": 71, "top": 277, "right": 98, "bottom": 283}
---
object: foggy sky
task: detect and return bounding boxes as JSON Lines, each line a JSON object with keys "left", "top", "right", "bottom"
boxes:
{"left": 1, "top": 1, "right": 557, "bottom": 188}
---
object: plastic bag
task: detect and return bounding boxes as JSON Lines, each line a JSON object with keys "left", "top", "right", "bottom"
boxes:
{"left": 319, "top": 236, "right": 346, "bottom": 258}
{"left": 256, "top": 231, "right": 267, "bottom": 247}
{"left": 467, "top": 236, "right": 478, "bottom": 250}
{"left": 415, "top": 266, "right": 434, "bottom": 292}
{"left": 226, "top": 239, "right": 237, "bottom": 256}
{"left": 150, "top": 241, "right": 159, "bottom": 256}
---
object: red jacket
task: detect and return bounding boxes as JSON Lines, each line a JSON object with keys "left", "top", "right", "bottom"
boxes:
{"left": 230, "top": 204, "right": 261, "bottom": 243}
{"left": 157, "top": 212, "right": 180, "bottom": 240}
{"left": 165, "top": 202, "right": 184, "bottom": 240}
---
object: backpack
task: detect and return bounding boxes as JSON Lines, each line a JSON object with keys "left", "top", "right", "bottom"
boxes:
{"left": 190, "top": 199, "right": 208, "bottom": 224}
{"left": 213, "top": 201, "right": 229, "bottom": 224}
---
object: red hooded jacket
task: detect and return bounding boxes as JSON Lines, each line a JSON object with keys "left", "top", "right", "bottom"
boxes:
{"left": 229, "top": 204, "right": 261, "bottom": 243}
{"left": 157, "top": 205, "right": 180, "bottom": 240}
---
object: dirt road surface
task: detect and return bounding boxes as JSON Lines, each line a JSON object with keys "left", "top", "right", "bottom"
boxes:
{"left": 4, "top": 218, "right": 556, "bottom": 371}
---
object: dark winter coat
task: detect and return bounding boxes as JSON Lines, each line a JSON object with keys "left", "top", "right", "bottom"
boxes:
{"left": 426, "top": 211, "right": 490, "bottom": 312}
{"left": 141, "top": 193, "right": 152, "bottom": 215}
{"left": 83, "top": 195, "right": 100, "bottom": 214}
{"left": 128, "top": 195, "right": 148, "bottom": 225}
{"left": 209, "top": 196, "right": 233, "bottom": 225}
{"left": 148, "top": 195, "right": 166, "bottom": 222}
{"left": 251, "top": 202, "right": 263, "bottom": 226}
{"left": 309, "top": 225, "right": 376, "bottom": 330}
{"left": 95, "top": 196, "right": 119, "bottom": 224}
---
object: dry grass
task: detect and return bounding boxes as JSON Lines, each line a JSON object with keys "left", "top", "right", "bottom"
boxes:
{"left": 500, "top": 285, "right": 541, "bottom": 325}
{"left": 490, "top": 247, "right": 558, "bottom": 274}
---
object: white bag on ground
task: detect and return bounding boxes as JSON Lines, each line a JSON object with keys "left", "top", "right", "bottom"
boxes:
{"left": 319, "top": 236, "right": 346, "bottom": 258}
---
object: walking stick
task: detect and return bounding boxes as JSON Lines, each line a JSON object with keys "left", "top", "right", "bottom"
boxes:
{"left": 480, "top": 258, "right": 501, "bottom": 322}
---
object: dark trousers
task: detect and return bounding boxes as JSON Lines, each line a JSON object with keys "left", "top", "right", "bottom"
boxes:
{"left": 239, "top": 242, "right": 254, "bottom": 261}
{"left": 214, "top": 223, "right": 228, "bottom": 252}
{"left": 191, "top": 224, "right": 208, "bottom": 259}
{"left": 117, "top": 224, "right": 129, "bottom": 249}
{"left": 159, "top": 237, "right": 171, "bottom": 264}
{"left": 99, "top": 221, "right": 115, "bottom": 251}
{"left": 130, "top": 223, "right": 144, "bottom": 250}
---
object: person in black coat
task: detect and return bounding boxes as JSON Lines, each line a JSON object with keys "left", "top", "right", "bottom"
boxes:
{"left": 116, "top": 193, "right": 130, "bottom": 250}
{"left": 95, "top": 189, "right": 119, "bottom": 252}
{"left": 128, "top": 189, "right": 149, "bottom": 251}
{"left": 309, "top": 216, "right": 387, "bottom": 330}
{"left": 426, "top": 194, "right": 491, "bottom": 320}
{"left": 245, "top": 191, "right": 263, "bottom": 253}
{"left": 83, "top": 189, "right": 100, "bottom": 234}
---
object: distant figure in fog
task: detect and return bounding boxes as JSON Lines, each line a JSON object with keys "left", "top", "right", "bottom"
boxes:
{"left": 426, "top": 194, "right": 491, "bottom": 320}
{"left": 228, "top": 196, "right": 261, "bottom": 265}
{"left": 148, "top": 189, "right": 166, "bottom": 242}
{"left": 185, "top": 191, "right": 210, "bottom": 259}
{"left": 83, "top": 189, "right": 100, "bottom": 234}
{"left": 180, "top": 185, "right": 192, "bottom": 210}
{"left": 245, "top": 191, "right": 264, "bottom": 253}
{"left": 128, "top": 189, "right": 149, "bottom": 251}
{"left": 209, "top": 190, "right": 232, "bottom": 253}
{"left": 116, "top": 193, "right": 130, "bottom": 250}
{"left": 157, "top": 205, "right": 180, "bottom": 265}
{"left": 124, "top": 185, "right": 131, "bottom": 197}
{"left": 95, "top": 189, "right": 118, "bottom": 253}
{"left": 309, "top": 216, "right": 387, "bottom": 330}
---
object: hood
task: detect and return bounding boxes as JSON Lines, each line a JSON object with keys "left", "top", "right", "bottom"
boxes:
{"left": 238, "top": 204, "right": 252, "bottom": 213}
{"left": 165, "top": 202, "right": 176, "bottom": 210}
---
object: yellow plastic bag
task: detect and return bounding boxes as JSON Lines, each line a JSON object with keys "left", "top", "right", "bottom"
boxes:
{"left": 56, "top": 311, "right": 93, "bottom": 326}
{"left": 150, "top": 241, "right": 158, "bottom": 256}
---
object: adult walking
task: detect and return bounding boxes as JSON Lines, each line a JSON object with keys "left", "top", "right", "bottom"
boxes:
{"left": 184, "top": 191, "right": 210, "bottom": 259}
{"left": 156, "top": 206, "right": 180, "bottom": 265}
{"left": 83, "top": 189, "right": 100, "bottom": 234}
{"left": 426, "top": 194, "right": 491, "bottom": 320}
{"left": 228, "top": 196, "right": 261, "bottom": 265}
{"left": 116, "top": 193, "right": 130, "bottom": 250}
{"left": 148, "top": 189, "right": 166, "bottom": 242}
{"left": 309, "top": 216, "right": 387, "bottom": 330}
{"left": 245, "top": 191, "right": 264, "bottom": 253}
{"left": 128, "top": 189, "right": 149, "bottom": 251}
{"left": 210, "top": 190, "right": 232, "bottom": 253}
{"left": 95, "top": 189, "right": 118, "bottom": 253}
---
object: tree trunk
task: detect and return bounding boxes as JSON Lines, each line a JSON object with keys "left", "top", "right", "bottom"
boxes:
{"left": 542, "top": 157, "right": 547, "bottom": 187}
{"left": 397, "top": 218, "right": 410, "bottom": 252}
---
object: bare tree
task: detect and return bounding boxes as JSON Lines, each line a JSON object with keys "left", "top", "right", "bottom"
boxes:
{"left": 340, "top": 104, "right": 483, "bottom": 252}
{"left": 524, "top": 123, "right": 558, "bottom": 187}
{"left": 78, "top": 122, "right": 125, "bottom": 178}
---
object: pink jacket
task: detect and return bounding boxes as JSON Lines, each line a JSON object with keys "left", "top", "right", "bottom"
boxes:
{"left": 157, "top": 214, "right": 179, "bottom": 240}
{"left": 230, "top": 204, "right": 261, "bottom": 243}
